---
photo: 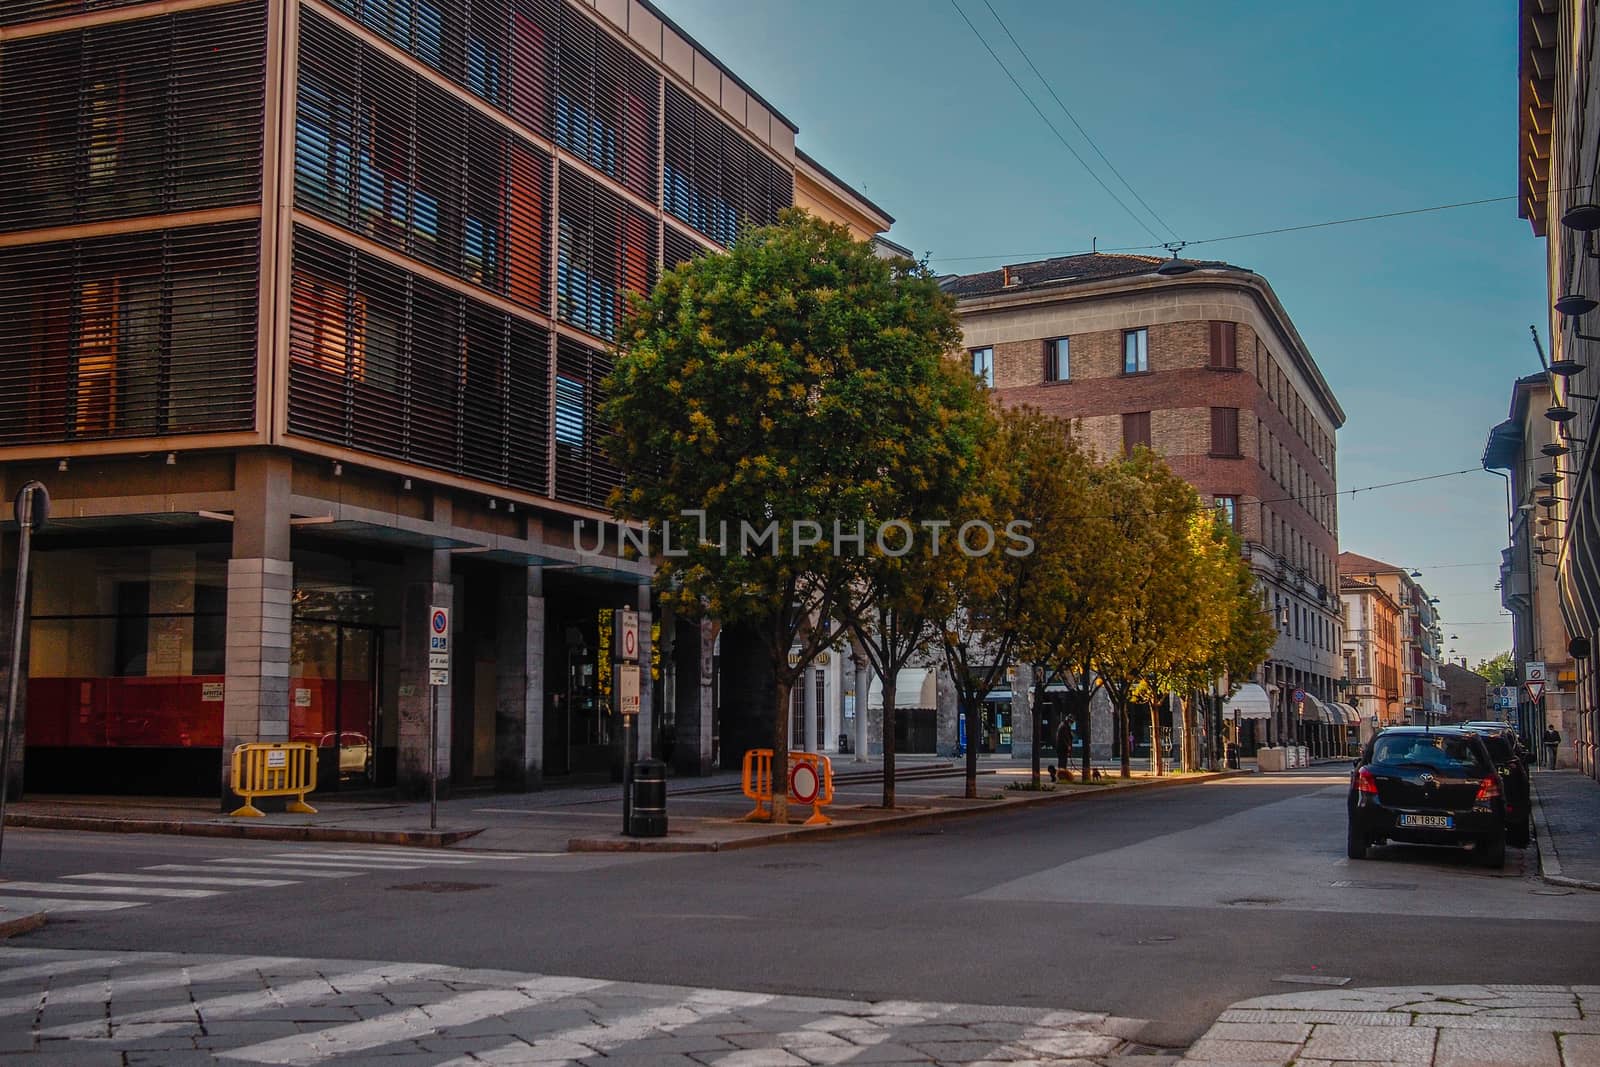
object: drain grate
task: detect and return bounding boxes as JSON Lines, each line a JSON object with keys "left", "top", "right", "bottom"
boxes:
{"left": 387, "top": 881, "right": 491, "bottom": 893}
{"left": 1330, "top": 879, "right": 1417, "bottom": 891}
{"left": 1222, "top": 896, "right": 1282, "bottom": 906}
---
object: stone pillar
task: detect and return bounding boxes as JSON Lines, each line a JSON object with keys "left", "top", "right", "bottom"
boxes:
{"left": 671, "top": 616, "right": 714, "bottom": 776}
{"left": 852, "top": 644, "right": 870, "bottom": 763}
{"left": 635, "top": 583, "right": 653, "bottom": 761}
{"left": 1090, "top": 687, "right": 1113, "bottom": 762}
{"left": 718, "top": 620, "right": 772, "bottom": 770}
{"left": 1010, "top": 664, "right": 1033, "bottom": 760}
{"left": 935, "top": 668, "right": 959, "bottom": 756}
{"left": 0, "top": 533, "right": 29, "bottom": 800}
{"left": 494, "top": 566, "right": 543, "bottom": 791}
{"left": 222, "top": 452, "right": 292, "bottom": 810}
{"left": 397, "top": 546, "right": 452, "bottom": 799}
{"left": 803, "top": 662, "right": 818, "bottom": 753}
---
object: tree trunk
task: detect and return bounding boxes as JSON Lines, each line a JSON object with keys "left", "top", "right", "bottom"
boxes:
{"left": 771, "top": 673, "right": 791, "bottom": 824}
{"left": 1031, "top": 667, "right": 1045, "bottom": 788}
{"left": 964, "top": 695, "right": 978, "bottom": 799}
{"left": 1117, "top": 699, "right": 1131, "bottom": 779}
{"left": 1072, "top": 691, "right": 1092, "bottom": 783}
{"left": 882, "top": 672, "right": 897, "bottom": 809}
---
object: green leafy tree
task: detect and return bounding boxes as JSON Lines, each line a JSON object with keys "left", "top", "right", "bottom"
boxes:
{"left": 604, "top": 211, "right": 962, "bottom": 823}
{"left": 1472, "top": 651, "right": 1514, "bottom": 685}
{"left": 836, "top": 358, "right": 993, "bottom": 809}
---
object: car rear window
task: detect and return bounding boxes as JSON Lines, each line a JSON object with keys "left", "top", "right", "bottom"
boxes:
{"left": 1371, "top": 734, "right": 1487, "bottom": 772}
{"left": 1476, "top": 735, "right": 1514, "bottom": 762}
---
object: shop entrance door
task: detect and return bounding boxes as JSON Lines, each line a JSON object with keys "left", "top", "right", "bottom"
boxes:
{"left": 290, "top": 622, "right": 381, "bottom": 790}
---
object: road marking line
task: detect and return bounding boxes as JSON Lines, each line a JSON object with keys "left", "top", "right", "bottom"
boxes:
{"left": 0, "top": 955, "right": 280, "bottom": 1019}
{"left": 145, "top": 864, "right": 357, "bottom": 880}
{"left": 0, "top": 955, "right": 151, "bottom": 985}
{"left": 0, "top": 881, "right": 222, "bottom": 899}
{"left": 41, "top": 962, "right": 455, "bottom": 1040}
{"left": 218, "top": 975, "right": 612, "bottom": 1065}
{"left": 294, "top": 846, "right": 530, "bottom": 861}
{"left": 270, "top": 851, "right": 474, "bottom": 866}
{"left": 437, "top": 993, "right": 765, "bottom": 1066}
{"left": 0, "top": 895, "right": 143, "bottom": 914}
{"left": 201, "top": 858, "right": 426, "bottom": 871}
{"left": 67, "top": 873, "right": 297, "bottom": 888}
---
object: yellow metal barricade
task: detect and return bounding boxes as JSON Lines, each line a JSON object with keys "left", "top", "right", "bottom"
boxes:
{"left": 741, "top": 748, "right": 834, "bottom": 825}
{"left": 230, "top": 742, "right": 318, "bottom": 818}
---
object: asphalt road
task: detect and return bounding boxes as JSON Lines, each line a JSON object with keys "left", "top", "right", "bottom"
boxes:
{"left": 3, "top": 767, "right": 1595, "bottom": 1047}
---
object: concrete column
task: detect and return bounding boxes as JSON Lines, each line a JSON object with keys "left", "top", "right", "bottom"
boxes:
{"left": 494, "top": 566, "right": 543, "bottom": 791}
{"left": 635, "top": 583, "right": 652, "bottom": 761}
{"left": 1090, "top": 687, "right": 1113, "bottom": 761}
{"left": 1010, "top": 664, "right": 1033, "bottom": 760}
{"left": 803, "top": 663, "right": 818, "bottom": 753}
{"left": 935, "top": 668, "right": 959, "bottom": 756}
{"left": 397, "top": 547, "right": 452, "bottom": 799}
{"left": 0, "top": 534, "right": 29, "bottom": 800}
{"left": 222, "top": 452, "right": 292, "bottom": 809}
{"left": 717, "top": 621, "right": 771, "bottom": 770}
{"left": 852, "top": 645, "right": 870, "bottom": 763}
{"left": 670, "top": 616, "right": 713, "bottom": 776}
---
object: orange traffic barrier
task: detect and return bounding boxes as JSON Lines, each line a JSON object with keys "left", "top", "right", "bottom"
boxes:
{"left": 230, "top": 742, "right": 318, "bottom": 818}
{"left": 741, "top": 748, "right": 834, "bottom": 825}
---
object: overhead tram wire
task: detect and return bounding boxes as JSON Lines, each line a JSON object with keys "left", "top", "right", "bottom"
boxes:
{"left": 947, "top": 0, "right": 1167, "bottom": 244}
{"left": 978, "top": 0, "right": 1179, "bottom": 244}
{"left": 929, "top": 186, "right": 1593, "bottom": 265}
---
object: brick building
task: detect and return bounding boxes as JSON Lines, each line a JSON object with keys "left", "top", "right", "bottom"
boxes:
{"left": 0, "top": 0, "right": 890, "bottom": 799}
{"left": 1440, "top": 661, "right": 1490, "bottom": 725}
{"left": 942, "top": 253, "right": 1346, "bottom": 753}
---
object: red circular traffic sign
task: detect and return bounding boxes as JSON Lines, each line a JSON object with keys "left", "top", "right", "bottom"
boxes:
{"left": 790, "top": 761, "right": 820, "bottom": 804}
{"left": 431, "top": 610, "right": 448, "bottom": 635}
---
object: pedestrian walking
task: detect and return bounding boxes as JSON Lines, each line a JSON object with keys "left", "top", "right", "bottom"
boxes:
{"left": 1543, "top": 725, "right": 1561, "bottom": 769}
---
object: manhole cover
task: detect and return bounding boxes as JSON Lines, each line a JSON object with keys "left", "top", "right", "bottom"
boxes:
{"left": 757, "top": 861, "right": 820, "bottom": 870}
{"left": 1223, "top": 897, "right": 1282, "bottom": 906}
{"left": 387, "top": 882, "right": 490, "bottom": 893}
{"left": 1136, "top": 935, "right": 1177, "bottom": 945}
{"left": 1329, "top": 879, "right": 1417, "bottom": 891}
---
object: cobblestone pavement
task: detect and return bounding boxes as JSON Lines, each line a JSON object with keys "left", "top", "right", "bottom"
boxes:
{"left": 1533, "top": 769, "right": 1600, "bottom": 887}
{"left": 1181, "top": 983, "right": 1600, "bottom": 1066}
{"left": 0, "top": 946, "right": 1153, "bottom": 1065}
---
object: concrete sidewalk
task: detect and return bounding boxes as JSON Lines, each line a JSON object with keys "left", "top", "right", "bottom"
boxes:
{"left": 1181, "top": 983, "right": 1600, "bottom": 1066}
{"left": 1, "top": 756, "right": 1248, "bottom": 854}
{"left": 1531, "top": 769, "right": 1600, "bottom": 890}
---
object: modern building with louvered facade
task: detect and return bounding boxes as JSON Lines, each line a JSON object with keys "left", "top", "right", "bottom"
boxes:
{"left": 0, "top": 0, "right": 892, "bottom": 799}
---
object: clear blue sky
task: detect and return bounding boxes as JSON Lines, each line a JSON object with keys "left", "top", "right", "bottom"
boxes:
{"left": 660, "top": 0, "right": 1539, "bottom": 666}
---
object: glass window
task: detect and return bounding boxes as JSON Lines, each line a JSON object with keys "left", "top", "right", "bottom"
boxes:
{"left": 1371, "top": 733, "right": 1487, "bottom": 772}
{"left": 555, "top": 374, "right": 585, "bottom": 447}
{"left": 1046, "top": 337, "right": 1069, "bottom": 382}
{"left": 1123, "top": 328, "right": 1148, "bottom": 373}
{"left": 970, "top": 346, "right": 993, "bottom": 387}
{"left": 1215, "top": 495, "right": 1238, "bottom": 529}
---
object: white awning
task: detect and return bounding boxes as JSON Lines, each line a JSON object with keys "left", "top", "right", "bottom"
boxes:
{"left": 1299, "top": 694, "right": 1329, "bottom": 722}
{"left": 1223, "top": 683, "right": 1272, "bottom": 720}
{"left": 1335, "top": 703, "right": 1360, "bottom": 726}
{"left": 868, "top": 669, "right": 938, "bottom": 710}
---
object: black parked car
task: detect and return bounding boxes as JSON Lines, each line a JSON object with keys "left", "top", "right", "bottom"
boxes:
{"left": 1347, "top": 726, "right": 1508, "bottom": 868}
{"left": 1461, "top": 724, "right": 1531, "bottom": 848}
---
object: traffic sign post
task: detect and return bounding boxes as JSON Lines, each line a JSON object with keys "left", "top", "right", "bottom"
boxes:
{"left": 615, "top": 607, "right": 641, "bottom": 835}
{"left": 1525, "top": 679, "right": 1546, "bottom": 704}
{"left": 0, "top": 481, "right": 48, "bottom": 869}
{"left": 428, "top": 605, "right": 450, "bottom": 831}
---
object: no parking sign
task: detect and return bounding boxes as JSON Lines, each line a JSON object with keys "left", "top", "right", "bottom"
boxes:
{"left": 429, "top": 606, "right": 450, "bottom": 686}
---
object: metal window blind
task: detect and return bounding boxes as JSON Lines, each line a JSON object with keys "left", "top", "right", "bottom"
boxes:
{"left": 0, "top": 0, "right": 148, "bottom": 27}
{"left": 297, "top": 9, "right": 551, "bottom": 313}
{"left": 555, "top": 4, "right": 657, "bottom": 202}
{"left": 0, "top": 1, "right": 266, "bottom": 232}
{"left": 663, "top": 223, "right": 704, "bottom": 272}
{"left": 553, "top": 334, "right": 619, "bottom": 509}
{"left": 0, "top": 222, "right": 261, "bottom": 444}
{"left": 555, "top": 163, "right": 656, "bottom": 342}
{"left": 662, "top": 83, "right": 791, "bottom": 245}
{"left": 288, "top": 225, "right": 549, "bottom": 493}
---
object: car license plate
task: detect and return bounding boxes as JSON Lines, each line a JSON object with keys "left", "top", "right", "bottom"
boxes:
{"left": 1398, "top": 814, "right": 1452, "bottom": 829}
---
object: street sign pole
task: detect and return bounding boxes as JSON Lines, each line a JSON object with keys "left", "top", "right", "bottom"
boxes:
{"left": 616, "top": 607, "right": 639, "bottom": 835}
{"left": 0, "top": 482, "right": 48, "bottom": 869}
{"left": 428, "top": 606, "right": 450, "bottom": 832}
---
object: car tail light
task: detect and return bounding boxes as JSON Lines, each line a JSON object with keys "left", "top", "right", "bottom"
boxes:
{"left": 1476, "top": 776, "right": 1501, "bottom": 801}
{"left": 1357, "top": 768, "right": 1378, "bottom": 795}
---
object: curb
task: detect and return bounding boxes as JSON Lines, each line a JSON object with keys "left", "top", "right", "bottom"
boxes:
{"left": 569, "top": 768, "right": 1254, "bottom": 853}
{"left": 4, "top": 813, "right": 482, "bottom": 849}
{"left": 1528, "top": 778, "right": 1600, "bottom": 891}
{"left": 0, "top": 912, "right": 46, "bottom": 939}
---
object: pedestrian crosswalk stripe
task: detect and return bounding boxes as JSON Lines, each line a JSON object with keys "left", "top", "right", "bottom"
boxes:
{"left": 268, "top": 851, "right": 473, "bottom": 866}
{"left": 41, "top": 962, "right": 455, "bottom": 1040}
{"left": 66, "top": 873, "right": 297, "bottom": 888}
{"left": 0, "top": 894, "right": 142, "bottom": 914}
{"left": 0, "top": 880, "right": 222, "bottom": 899}
{"left": 0, "top": 954, "right": 153, "bottom": 986}
{"left": 146, "top": 864, "right": 357, "bottom": 880}
{"left": 0, "top": 955, "right": 280, "bottom": 1019}
{"left": 438, "top": 992, "right": 769, "bottom": 1066}
{"left": 218, "top": 975, "right": 613, "bottom": 1065}
{"left": 201, "top": 858, "right": 427, "bottom": 871}
{"left": 305, "top": 846, "right": 532, "bottom": 861}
